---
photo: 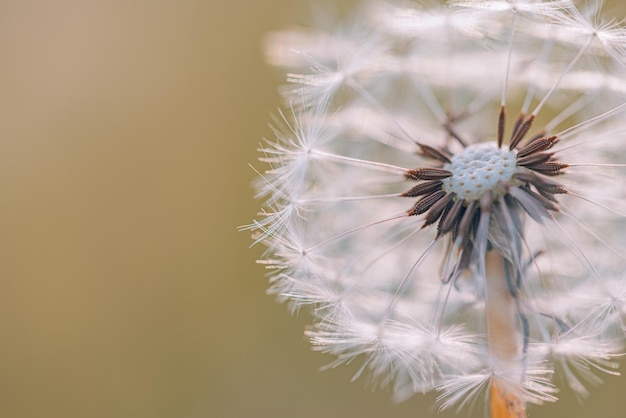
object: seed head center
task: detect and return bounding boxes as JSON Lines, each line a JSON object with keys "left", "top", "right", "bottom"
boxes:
{"left": 442, "top": 143, "right": 518, "bottom": 201}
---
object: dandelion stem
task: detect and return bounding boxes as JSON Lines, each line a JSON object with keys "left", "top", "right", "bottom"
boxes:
{"left": 485, "top": 251, "right": 526, "bottom": 418}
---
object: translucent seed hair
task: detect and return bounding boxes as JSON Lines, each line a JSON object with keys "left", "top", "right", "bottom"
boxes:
{"left": 244, "top": 1, "right": 626, "bottom": 416}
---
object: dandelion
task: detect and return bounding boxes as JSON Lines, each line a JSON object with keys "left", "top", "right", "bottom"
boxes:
{"left": 245, "top": 1, "right": 626, "bottom": 416}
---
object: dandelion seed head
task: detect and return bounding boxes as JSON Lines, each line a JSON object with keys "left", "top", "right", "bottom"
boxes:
{"left": 247, "top": 0, "right": 626, "bottom": 414}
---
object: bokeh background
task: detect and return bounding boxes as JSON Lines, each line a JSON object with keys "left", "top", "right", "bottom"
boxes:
{"left": 1, "top": 1, "right": 625, "bottom": 417}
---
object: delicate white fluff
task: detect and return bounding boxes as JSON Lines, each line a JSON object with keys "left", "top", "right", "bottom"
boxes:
{"left": 248, "top": 0, "right": 626, "bottom": 412}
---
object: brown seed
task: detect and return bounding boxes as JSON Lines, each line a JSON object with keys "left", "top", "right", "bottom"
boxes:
{"left": 405, "top": 168, "right": 453, "bottom": 181}
{"left": 514, "top": 172, "right": 567, "bottom": 193}
{"left": 516, "top": 152, "right": 553, "bottom": 167}
{"left": 408, "top": 190, "right": 446, "bottom": 216}
{"left": 417, "top": 143, "right": 452, "bottom": 164}
{"left": 401, "top": 180, "right": 443, "bottom": 197}
{"left": 509, "top": 114, "right": 535, "bottom": 150}
{"left": 497, "top": 105, "right": 506, "bottom": 149}
{"left": 439, "top": 198, "right": 464, "bottom": 236}
{"left": 457, "top": 200, "right": 478, "bottom": 244}
{"left": 517, "top": 135, "right": 559, "bottom": 158}
{"left": 424, "top": 193, "right": 454, "bottom": 227}
{"left": 528, "top": 162, "right": 569, "bottom": 175}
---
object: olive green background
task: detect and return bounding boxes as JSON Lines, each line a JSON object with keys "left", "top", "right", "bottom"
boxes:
{"left": 0, "top": 1, "right": 625, "bottom": 417}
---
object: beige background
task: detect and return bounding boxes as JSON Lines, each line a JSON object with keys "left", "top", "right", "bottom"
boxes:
{"left": 0, "top": 1, "right": 625, "bottom": 417}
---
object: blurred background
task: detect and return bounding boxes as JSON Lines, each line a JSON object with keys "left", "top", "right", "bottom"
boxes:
{"left": 0, "top": 1, "right": 625, "bottom": 417}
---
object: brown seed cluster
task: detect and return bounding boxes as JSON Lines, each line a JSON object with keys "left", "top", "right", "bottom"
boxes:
{"left": 402, "top": 110, "right": 569, "bottom": 250}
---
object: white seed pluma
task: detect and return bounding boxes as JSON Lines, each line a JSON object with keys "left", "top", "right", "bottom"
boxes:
{"left": 244, "top": 1, "right": 626, "bottom": 417}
